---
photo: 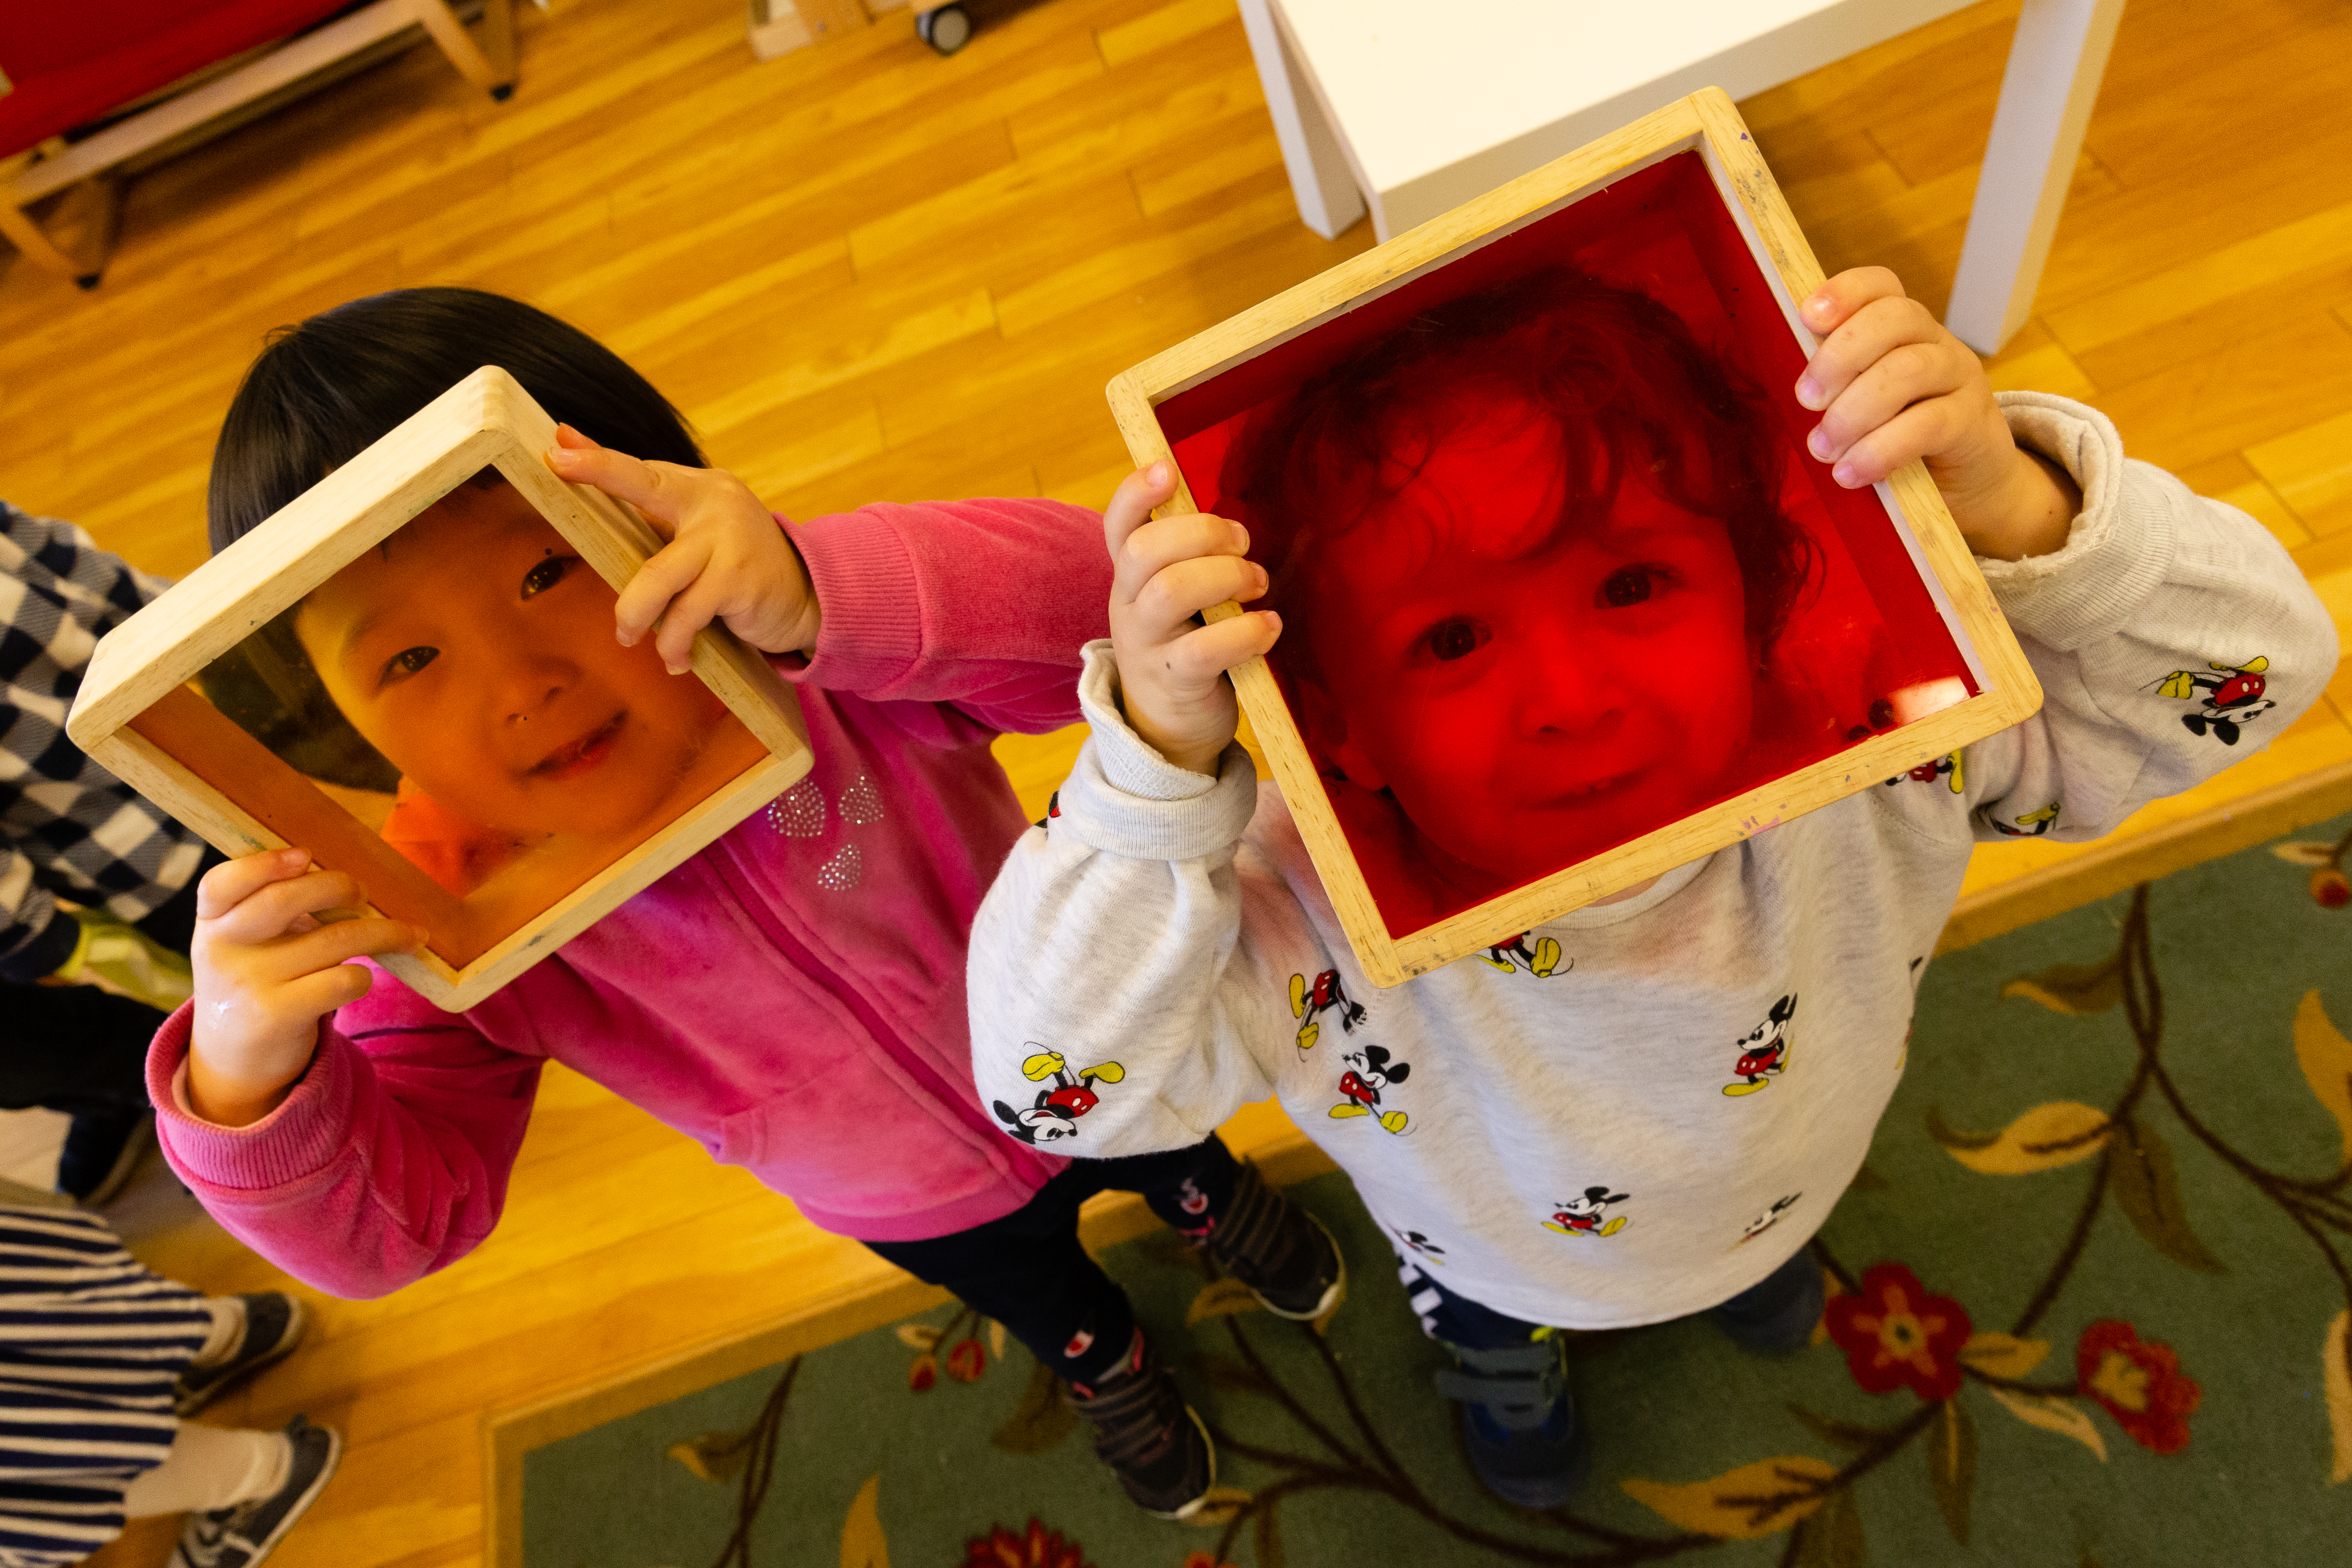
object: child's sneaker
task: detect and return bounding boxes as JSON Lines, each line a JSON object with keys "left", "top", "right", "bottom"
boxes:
{"left": 1434, "top": 1337, "right": 1590, "bottom": 1509}
{"left": 1711, "top": 1248, "right": 1826, "bottom": 1353}
{"left": 176, "top": 1293, "right": 309, "bottom": 1417}
{"left": 1198, "top": 1161, "right": 1346, "bottom": 1321}
{"left": 166, "top": 1414, "right": 340, "bottom": 1568}
{"left": 1066, "top": 1331, "right": 1216, "bottom": 1518}
{"left": 57, "top": 1110, "right": 153, "bottom": 1206}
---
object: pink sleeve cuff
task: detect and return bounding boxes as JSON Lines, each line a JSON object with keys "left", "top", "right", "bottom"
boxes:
{"left": 772, "top": 507, "right": 922, "bottom": 695}
{"left": 147, "top": 1003, "right": 361, "bottom": 1193}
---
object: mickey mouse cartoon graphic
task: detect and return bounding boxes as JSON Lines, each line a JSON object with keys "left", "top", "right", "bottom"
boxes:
{"left": 1988, "top": 801, "right": 2060, "bottom": 837}
{"left": 992, "top": 1047, "right": 1126, "bottom": 1145}
{"left": 1736, "top": 1193, "right": 1803, "bottom": 1247}
{"left": 1543, "top": 1186, "right": 1630, "bottom": 1237}
{"left": 1391, "top": 1226, "right": 1447, "bottom": 1263}
{"left": 1722, "top": 993, "right": 1798, "bottom": 1096}
{"left": 1290, "top": 969, "right": 1367, "bottom": 1053}
{"left": 2157, "top": 657, "right": 2274, "bottom": 745}
{"left": 1885, "top": 751, "right": 1964, "bottom": 792}
{"left": 1329, "top": 1045, "right": 1410, "bottom": 1134}
{"left": 1480, "top": 933, "right": 1565, "bottom": 977}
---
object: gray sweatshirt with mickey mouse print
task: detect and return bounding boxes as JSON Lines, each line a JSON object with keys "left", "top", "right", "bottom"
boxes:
{"left": 965, "top": 393, "right": 2340, "bottom": 1330}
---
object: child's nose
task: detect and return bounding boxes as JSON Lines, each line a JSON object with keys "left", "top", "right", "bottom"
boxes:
{"left": 492, "top": 651, "right": 575, "bottom": 723}
{"left": 1511, "top": 629, "right": 1622, "bottom": 741}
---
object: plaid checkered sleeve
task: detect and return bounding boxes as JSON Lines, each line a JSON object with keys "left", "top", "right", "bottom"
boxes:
{"left": 0, "top": 501, "right": 206, "bottom": 979}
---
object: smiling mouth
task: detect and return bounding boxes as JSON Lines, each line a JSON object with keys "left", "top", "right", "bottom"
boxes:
{"left": 1534, "top": 768, "right": 1641, "bottom": 808}
{"left": 530, "top": 712, "right": 626, "bottom": 780}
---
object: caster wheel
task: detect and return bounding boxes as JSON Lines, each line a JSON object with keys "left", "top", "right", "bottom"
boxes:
{"left": 491, "top": 82, "right": 515, "bottom": 102}
{"left": 74, "top": 273, "right": 100, "bottom": 291}
{"left": 917, "top": 4, "right": 972, "bottom": 55}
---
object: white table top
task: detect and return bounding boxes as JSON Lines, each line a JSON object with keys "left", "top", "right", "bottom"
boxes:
{"left": 1272, "top": 0, "right": 1978, "bottom": 194}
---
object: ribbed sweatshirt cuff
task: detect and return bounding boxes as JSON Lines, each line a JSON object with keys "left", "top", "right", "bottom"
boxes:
{"left": 1978, "top": 391, "right": 2175, "bottom": 652}
{"left": 770, "top": 506, "right": 923, "bottom": 693}
{"left": 148, "top": 1004, "right": 354, "bottom": 1193}
{"left": 1053, "top": 640, "right": 1259, "bottom": 861}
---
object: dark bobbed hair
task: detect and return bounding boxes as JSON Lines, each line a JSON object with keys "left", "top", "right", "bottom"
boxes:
{"left": 1219, "top": 268, "right": 1817, "bottom": 669}
{"left": 207, "top": 286, "right": 704, "bottom": 554}
{"left": 200, "top": 288, "right": 704, "bottom": 790}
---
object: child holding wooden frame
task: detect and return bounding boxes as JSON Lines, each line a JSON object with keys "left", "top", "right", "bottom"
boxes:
{"left": 965, "top": 263, "right": 2340, "bottom": 1506}
{"left": 148, "top": 289, "right": 1339, "bottom": 1521}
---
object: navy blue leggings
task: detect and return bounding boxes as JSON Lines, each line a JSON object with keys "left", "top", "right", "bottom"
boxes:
{"left": 865, "top": 1136, "right": 1240, "bottom": 1387}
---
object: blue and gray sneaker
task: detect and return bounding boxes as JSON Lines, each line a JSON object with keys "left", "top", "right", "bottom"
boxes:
{"left": 1435, "top": 1335, "right": 1590, "bottom": 1509}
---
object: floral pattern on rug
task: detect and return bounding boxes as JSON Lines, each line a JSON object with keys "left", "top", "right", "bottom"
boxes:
{"left": 526, "top": 819, "right": 2352, "bottom": 1568}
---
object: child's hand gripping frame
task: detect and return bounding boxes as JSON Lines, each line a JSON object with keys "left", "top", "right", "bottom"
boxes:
{"left": 65, "top": 366, "right": 814, "bottom": 1011}
{"left": 1103, "top": 87, "right": 2043, "bottom": 988}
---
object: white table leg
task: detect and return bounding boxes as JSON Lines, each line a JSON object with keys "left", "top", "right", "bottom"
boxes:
{"left": 1945, "top": 0, "right": 2128, "bottom": 354}
{"left": 1237, "top": 0, "right": 1367, "bottom": 240}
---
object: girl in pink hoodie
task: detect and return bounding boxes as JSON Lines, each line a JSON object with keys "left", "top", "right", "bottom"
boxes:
{"left": 151, "top": 288, "right": 1340, "bottom": 1521}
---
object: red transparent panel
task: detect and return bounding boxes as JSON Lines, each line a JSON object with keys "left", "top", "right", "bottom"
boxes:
{"left": 1161, "top": 150, "right": 1976, "bottom": 938}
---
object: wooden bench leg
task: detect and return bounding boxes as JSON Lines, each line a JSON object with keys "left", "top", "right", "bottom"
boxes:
{"left": 413, "top": 0, "right": 517, "bottom": 98}
{"left": 0, "top": 172, "right": 124, "bottom": 288}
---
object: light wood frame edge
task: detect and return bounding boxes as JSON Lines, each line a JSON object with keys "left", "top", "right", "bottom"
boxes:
{"left": 1106, "top": 88, "right": 2042, "bottom": 987}
{"left": 65, "top": 366, "right": 813, "bottom": 1010}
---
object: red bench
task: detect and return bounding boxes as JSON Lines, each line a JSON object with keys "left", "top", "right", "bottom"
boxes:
{"left": 0, "top": 0, "right": 514, "bottom": 288}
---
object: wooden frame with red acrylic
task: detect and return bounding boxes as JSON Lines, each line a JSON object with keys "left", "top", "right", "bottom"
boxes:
{"left": 65, "top": 366, "right": 813, "bottom": 1010}
{"left": 1104, "top": 87, "right": 2042, "bottom": 988}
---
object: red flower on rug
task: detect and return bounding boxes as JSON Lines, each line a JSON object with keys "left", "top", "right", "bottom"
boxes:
{"left": 2076, "top": 1320, "right": 2201, "bottom": 1453}
{"left": 1180, "top": 1555, "right": 1239, "bottom": 1568}
{"left": 1823, "top": 1262, "right": 1973, "bottom": 1400}
{"left": 909, "top": 1352, "right": 938, "bottom": 1392}
{"left": 962, "top": 1519, "right": 1096, "bottom": 1568}
{"left": 947, "top": 1336, "right": 987, "bottom": 1382}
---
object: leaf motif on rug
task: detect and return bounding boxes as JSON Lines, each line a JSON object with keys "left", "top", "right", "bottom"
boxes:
{"left": 841, "top": 1472, "right": 889, "bottom": 1568}
{"left": 1620, "top": 1455, "right": 1838, "bottom": 1538}
{"left": 1928, "top": 1101, "right": 2113, "bottom": 1173}
{"left": 2002, "top": 952, "right": 2125, "bottom": 1013}
{"left": 1984, "top": 1387, "right": 2107, "bottom": 1461}
{"left": 989, "top": 1358, "right": 1077, "bottom": 1456}
{"left": 2291, "top": 991, "right": 2352, "bottom": 1164}
{"left": 1927, "top": 1399, "right": 1976, "bottom": 1547}
{"left": 1181, "top": 1486, "right": 1254, "bottom": 1527}
{"left": 2105, "top": 1119, "right": 2227, "bottom": 1274}
{"left": 1956, "top": 1332, "right": 2051, "bottom": 1378}
{"left": 1790, "top": 1484, "right": 1865, "bottom": 1567}
{"left": 2321, "top": 1310, "right": 2350, "bottom": 1485}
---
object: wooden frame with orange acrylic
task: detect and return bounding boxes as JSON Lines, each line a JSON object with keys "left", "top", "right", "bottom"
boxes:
{"left": 1104, "top": 87, "right": 2043, "bottom": 988}
{"left": 66, "top": 366, "right": 813, "bottom": 1010}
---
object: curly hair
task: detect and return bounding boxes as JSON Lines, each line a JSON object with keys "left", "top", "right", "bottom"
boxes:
{"left": 1216, "top": 267, "right": 1816, "bottom": 667}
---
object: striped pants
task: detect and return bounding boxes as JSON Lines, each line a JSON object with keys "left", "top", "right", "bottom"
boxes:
{"left": 0, "top": 1205, "right": 211, "bottom": 1568}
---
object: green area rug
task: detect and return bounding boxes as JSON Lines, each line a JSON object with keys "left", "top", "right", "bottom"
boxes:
{"left": 522, "top": 814, "right": 2352, "bottom": 1567}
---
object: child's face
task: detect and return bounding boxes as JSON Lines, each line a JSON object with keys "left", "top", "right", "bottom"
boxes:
{"left": 1301, "top": 398, "right": 1757, "bottom": 888}
{"left": 294, "top": 480, "right": 731, "bottom": 840}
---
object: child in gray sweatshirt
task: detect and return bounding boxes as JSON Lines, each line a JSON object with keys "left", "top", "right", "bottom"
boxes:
{"left": 964, "top": 265, "right": 2339, "bottom": 1506}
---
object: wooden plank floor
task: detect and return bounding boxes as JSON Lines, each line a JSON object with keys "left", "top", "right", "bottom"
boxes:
{"left": 1, "top": 1, "right": 2345, "bottom": 1563}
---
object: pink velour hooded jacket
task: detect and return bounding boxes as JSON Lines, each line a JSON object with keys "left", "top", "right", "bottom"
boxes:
{"left": 145, "top": 497, "right": 1106, "bottom": 1299}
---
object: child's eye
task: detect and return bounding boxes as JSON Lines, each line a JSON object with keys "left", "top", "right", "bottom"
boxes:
{"left": 380, "top": 646, "right": 438, "bottom": 687}
{"left": 1599, "top": 566, "right": 1658, "bottom": 608}
{"left": 522, "top": 555, "right": 577, "bottom": 598}
{"left": 1418, "top": 617, "right": 1492, "bottom": 663}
